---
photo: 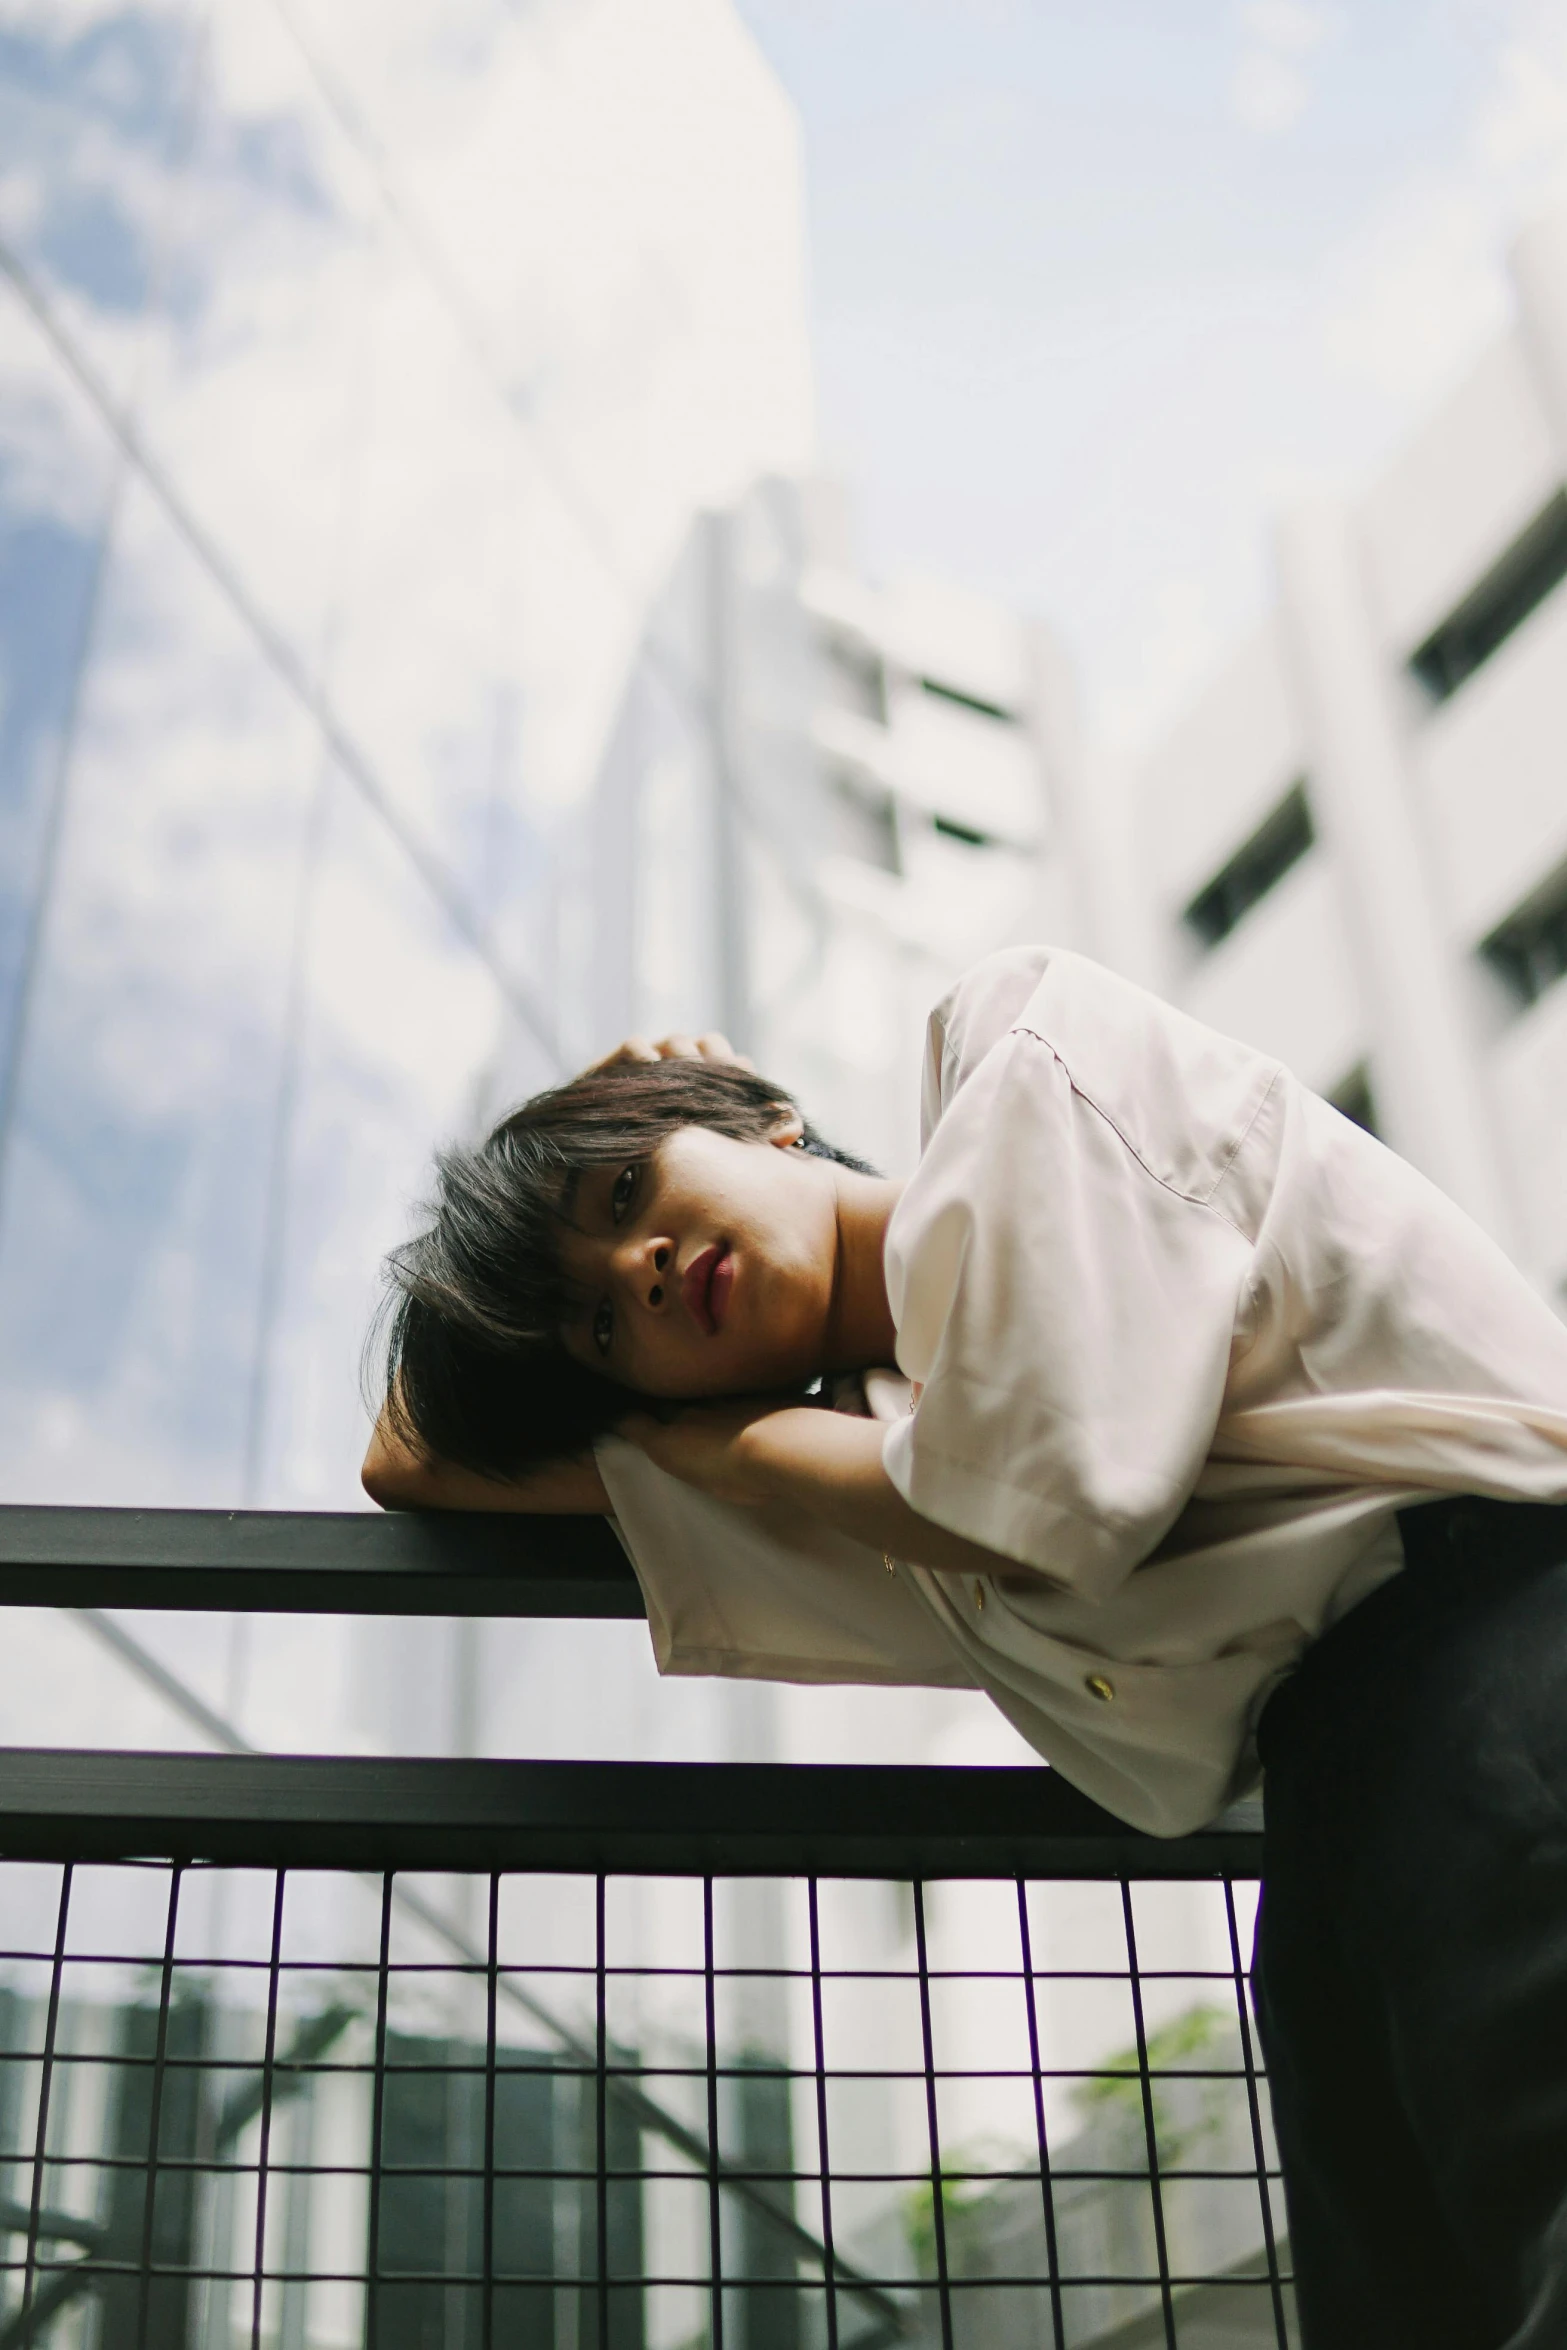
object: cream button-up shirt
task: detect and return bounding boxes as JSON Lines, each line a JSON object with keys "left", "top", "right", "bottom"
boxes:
{"left": 597, "top": 947, "right": 1567, "bottom": 1836}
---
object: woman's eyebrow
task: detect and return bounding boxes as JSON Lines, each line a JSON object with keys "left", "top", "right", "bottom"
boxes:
{"left": 555, "top": 1166, "right": 604, "bottom": 1237}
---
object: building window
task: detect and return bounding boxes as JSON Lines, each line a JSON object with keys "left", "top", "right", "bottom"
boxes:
{"left": 919, "top": 676, "right": 1014, "bottom": 723}
{"left": 1409, "top": 491, "right": 1567, "bottom": 704}
{"left": 1182, "top": 781, "right": 1315, "bottom": 950}
{"left": 932, "top": 812, "right": 992, "bottom": 848}
{"left": 1480, "top": 864, "right": 1567, "bottom": 1010}
{"left": 828, "top": 777, "right": 901, "bottom": 873}
{"left": 826, "top": 641, "right": 887, "bottom": 725}
{"left": 1329, "top": 1063, "right": 1379, "bottom": 1136}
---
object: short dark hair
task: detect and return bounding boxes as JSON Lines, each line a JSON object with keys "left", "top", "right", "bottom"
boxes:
{"left": 377, "top": 1057, "right": 871, "bottom": 1480}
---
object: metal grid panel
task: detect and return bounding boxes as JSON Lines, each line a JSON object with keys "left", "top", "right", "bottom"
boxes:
{"left": 0, "top": 1857, "right": 1296, "bottom": 2350}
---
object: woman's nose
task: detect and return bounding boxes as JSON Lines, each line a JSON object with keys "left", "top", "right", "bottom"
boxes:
{"left": 620, "top": 1237, "right": 672, "bottom": 1310}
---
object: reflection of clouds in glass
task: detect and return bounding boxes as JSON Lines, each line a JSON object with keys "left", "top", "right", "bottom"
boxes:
{"left": 1230, "top": 2, "right": 1331, "bottom": 140}
{"left": 0, "top": 0, "right": 815, "bottom": 1519}
{"left": 0, "top": 501, "right": 103, "bottom": 992}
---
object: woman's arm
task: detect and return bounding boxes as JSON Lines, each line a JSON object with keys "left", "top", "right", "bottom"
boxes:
{"left": 362, "top": 1408, "right": 609, "bottom": 1513}
{"left": 618, "top": 1400, "right": 1059, "bottom": 1586}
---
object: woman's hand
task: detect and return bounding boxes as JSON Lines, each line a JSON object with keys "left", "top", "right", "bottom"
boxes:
{"left": 617, "top": 1395, "right": 1060, "bottom": 1588}
{"left": 583, "top": 1030, "right": 755, "bottom": 1075}
{"left": 614, "top": 1398, "right": 804, "bottom": 1505}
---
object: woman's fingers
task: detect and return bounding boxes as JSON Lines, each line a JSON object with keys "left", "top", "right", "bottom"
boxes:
{"left": 695, "top": 1031, "right": 756, "bottom": 1070}
{"left": 583, "top": 1030, "right": 754, "bottom": 1076}
{"left": 585, "top": 1036, "right": 660, "bottom": 1071}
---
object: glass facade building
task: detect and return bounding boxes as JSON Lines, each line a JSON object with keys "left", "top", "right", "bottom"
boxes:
{"left": 0, "top": 0, "right": 814, "bottom": 1520}
{"left": 0, "top": 0, "right": 813, "bottom": 1755}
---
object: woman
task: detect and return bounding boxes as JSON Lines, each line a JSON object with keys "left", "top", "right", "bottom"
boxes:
{"left": 367, "top": 942, "right": 1567, "bottom": 2348}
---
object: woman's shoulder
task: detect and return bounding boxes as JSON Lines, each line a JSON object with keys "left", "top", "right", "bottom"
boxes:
{"left": 926, "top": 947, "right": 1287, "bottom": 1211}
{"left": 922, "top": 945, "right": 1058, "bottom": 1133}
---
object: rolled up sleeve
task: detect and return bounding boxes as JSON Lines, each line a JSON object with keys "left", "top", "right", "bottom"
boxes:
{"left": 883, "top": 1024, "right": 1254, "bottom": 1601}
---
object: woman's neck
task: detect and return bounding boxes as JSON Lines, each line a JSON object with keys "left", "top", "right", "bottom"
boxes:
{"left": 823, "top": 1170, "right": 904, "bottom": 1371}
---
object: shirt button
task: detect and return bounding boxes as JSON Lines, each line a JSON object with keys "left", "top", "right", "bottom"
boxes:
{"left": 973, "top": 1581, "right": 986, "bottom": 1612}
{"left": 883, "top": 1553, "right": 898, "bottom": 1578}
{"left": 1085, "top": 1673, "right": 1115, "bottom": 1703}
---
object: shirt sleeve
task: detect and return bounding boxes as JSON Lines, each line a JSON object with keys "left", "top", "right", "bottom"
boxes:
{"left": 593, "top": 1435, "right": 976, "bottom": 1689}
{"left": 882, "top": 1012, "right": 1257, "bottom": 1602}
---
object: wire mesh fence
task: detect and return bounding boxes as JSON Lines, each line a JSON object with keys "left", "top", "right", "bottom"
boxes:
{"left": 0, "top": 1853, "right": 1295, "bottom": 2350}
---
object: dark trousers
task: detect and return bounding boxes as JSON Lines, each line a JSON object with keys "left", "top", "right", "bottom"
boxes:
{"left": 1252, "top": 1496, "right": 1567, "bottom": 2348}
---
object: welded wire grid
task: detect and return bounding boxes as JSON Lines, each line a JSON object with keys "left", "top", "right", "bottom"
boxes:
{"left": 0, "top": 1859, "right": 1297, "bottom": 2350}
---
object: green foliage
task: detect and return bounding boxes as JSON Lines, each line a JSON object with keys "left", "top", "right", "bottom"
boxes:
{"left": 1073, "top": 2002, "right": 1233, "bottom": 2170}
{"left": 901, "top": 2006, "right": 1239, "bottom": 2274}
{"left": 1073, "top": 2001, "right": 1230, "bottom": 2116}
{"left": 904, "top": 2137, "right": 1034, "bottom": 2276}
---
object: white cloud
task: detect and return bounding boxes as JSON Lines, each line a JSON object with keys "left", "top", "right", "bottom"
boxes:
{"left": 1243, "top": 0, "right": 1331, "bottom": 54}
{"left": 1322, "top": 3, "right": 1567, "bottom": 411}
{"left": 1230, "top": 0, "right": 1332, "bottom": 136}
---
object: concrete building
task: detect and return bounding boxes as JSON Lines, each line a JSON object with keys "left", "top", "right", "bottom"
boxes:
{"left": 578, "top": 473, "right": 1087, "bottom": 1177}
{"left": 1121, "top": 210, "right": 1567, "bottom": 1307}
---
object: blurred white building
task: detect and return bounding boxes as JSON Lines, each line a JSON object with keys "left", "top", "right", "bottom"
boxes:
{"left": 577, "top": 472, "right": 1095, "bottom": 1176}
{"left": 1120, "top": 210, "right": 1567, "bottom": 1309}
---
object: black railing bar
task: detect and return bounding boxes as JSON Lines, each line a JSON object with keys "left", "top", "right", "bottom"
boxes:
{"left": 245, "top": 1873, "right": 285, "bottom": 2350}
{"left": 0, "top": 1505, "right": 639, "bottom": 1618}
{"left": 0, "top": 2055, "right": 1275, "bottom": 2093}
{"left": 807, "top": 1878, "right": 841, "bottom": 2350}
{"left": 0, "top": 1949, "right": 1266, "bottom": 1983}
{"left": 1224, "top": 1874, "right": 1291, "bottom": 2350}
{"left": 362, "top": 1874, "right": 391, "bottom": 2350}
{"left": 0, "top": 2258, "right": 1294, "bottom": 2292}
{"left": 482, "top": 1871, "right": 498, "bottom": 2350}
{"left": 912, "top": 1880, "right": 955, "bottom": 2350}
{"left": 1120, "top": 1876, "right": 1178, "bottom": 2350}
{"left": 1017, "top": 1877, "right": 1068, "bottom": 2350}
{"left": 0, "top": 1952, "right": 1265, "bottom": 1991}
{"left": 700, "top": 1876, "right": 723, "bottom": 2350}
{"left": 130, "top": 1864, "right": 182, "bottom": 2350}
{"left": 590, "top": 1871, "right": 606, "bottom": 2350}
{"left": 0, "top": 1750, "right": 1264, "bottom": 1878}
{"left": 0, "top": 2152, "right": 1285, "bottom": 2189}
{"left": 16, "top": 1860, "right": 69, "bottom": 2340}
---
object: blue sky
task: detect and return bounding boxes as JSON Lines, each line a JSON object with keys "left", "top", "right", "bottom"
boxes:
{"left": 734, "top": 1, "right": 1567, "bottom": 744}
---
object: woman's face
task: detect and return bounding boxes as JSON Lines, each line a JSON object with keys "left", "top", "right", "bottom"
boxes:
{"left": 555, "top": 1123, "right": 841, "bottom": 1399}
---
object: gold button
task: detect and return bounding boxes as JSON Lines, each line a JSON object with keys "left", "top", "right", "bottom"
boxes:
{"left": 1085, "top": 1673, "right": 1115, "bottom": 1703}
{"left": 973, "top": 1581, "right": 986, "bottom": 1612}
{"left": 883, "top": 1552, "right": 897, "bottom": 1578}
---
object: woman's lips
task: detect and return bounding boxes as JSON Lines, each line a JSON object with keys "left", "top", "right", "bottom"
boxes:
{"left": 683, "top": 1243, "right": 732, "bottom": 1335}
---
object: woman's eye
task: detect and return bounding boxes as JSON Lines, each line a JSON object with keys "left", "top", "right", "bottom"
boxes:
{"left": 610, "top": 1165, "right": 637, "bottom": 1223}
{"left": 593, "top": 1300, "right": 614, "bottom": 1358}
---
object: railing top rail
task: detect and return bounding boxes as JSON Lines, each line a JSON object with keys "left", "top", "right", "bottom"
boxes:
{"left": 0, "top": 1503, "right": 641, "bottom": 1616}
{"left": 0, "top": 1750, "right": 1263, "bottom": 1876}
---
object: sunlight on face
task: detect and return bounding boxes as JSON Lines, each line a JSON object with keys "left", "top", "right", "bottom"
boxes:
{"left": 555, "top": 1124, "right": 841, "bottom": 1400}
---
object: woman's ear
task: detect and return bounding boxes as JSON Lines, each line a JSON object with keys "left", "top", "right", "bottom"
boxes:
{"left": 768, "top": 1106, "right": 806, "bottom": 1149}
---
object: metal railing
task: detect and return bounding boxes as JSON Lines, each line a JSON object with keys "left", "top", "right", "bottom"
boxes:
{"left": 0, "top": 1506, "right": 1293, "bottom": 2350}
